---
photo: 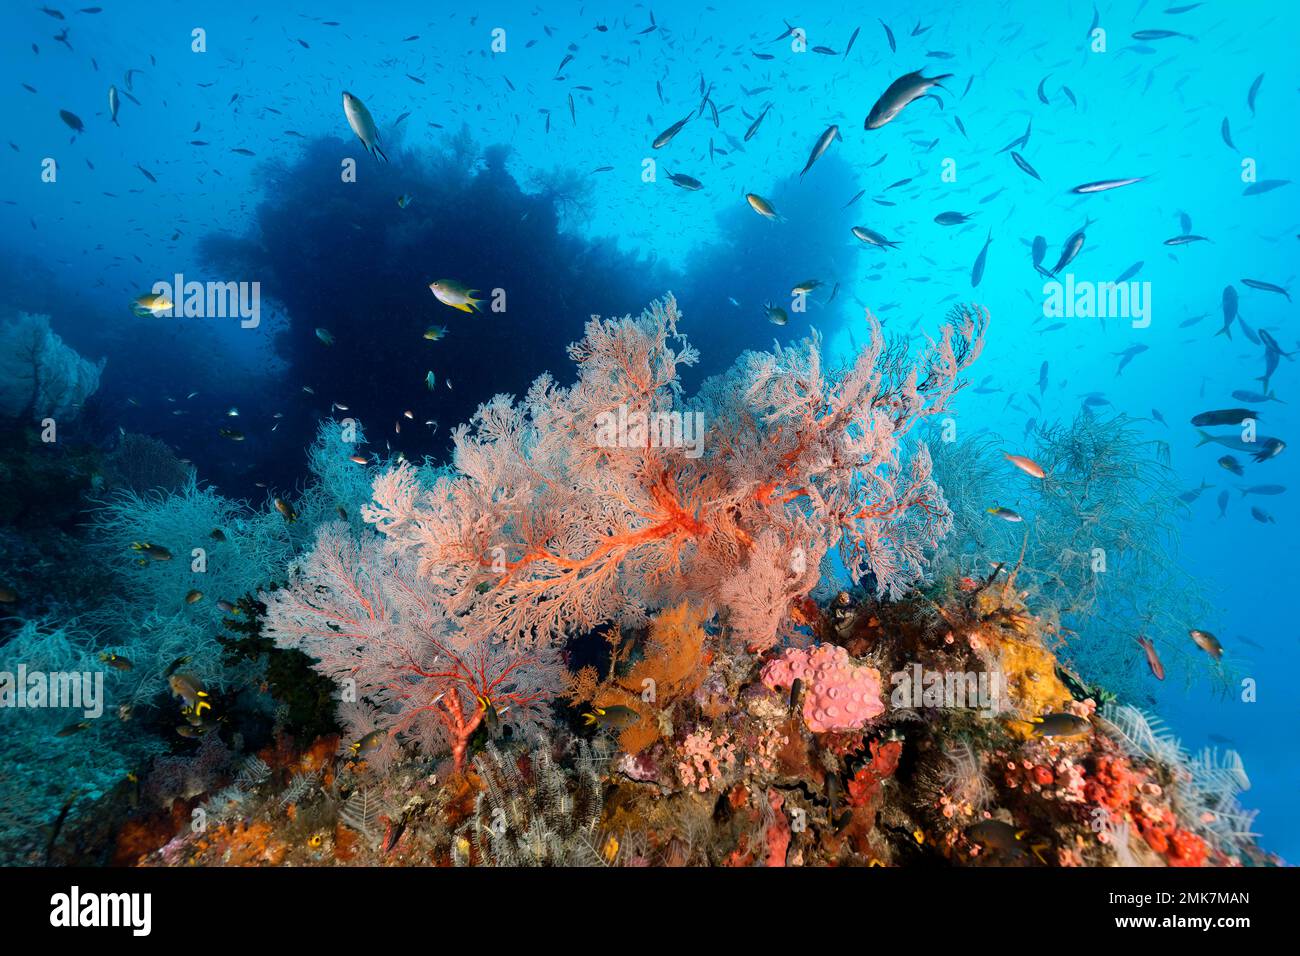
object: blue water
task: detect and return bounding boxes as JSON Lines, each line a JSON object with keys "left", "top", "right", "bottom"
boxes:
{"left": 1, "top": 0, "right": 1296, "bottom": 860}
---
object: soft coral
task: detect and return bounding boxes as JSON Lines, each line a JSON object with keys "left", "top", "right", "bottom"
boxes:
{"left": 364, "top": 295, "right": 986, "bottom": 652}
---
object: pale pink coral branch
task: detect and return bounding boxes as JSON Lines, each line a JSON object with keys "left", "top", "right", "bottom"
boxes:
{"left": 362, "top": 295, "right": 986, "bottom": 652}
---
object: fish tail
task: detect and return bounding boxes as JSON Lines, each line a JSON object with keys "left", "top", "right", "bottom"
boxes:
{"left": 373, "top": 144, "right": 389, "bottom": 163}
{"left": 1195, "top": 429, "right": 1213, "bottom": 447}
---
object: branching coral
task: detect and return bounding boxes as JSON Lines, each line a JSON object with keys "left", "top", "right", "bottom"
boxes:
{"left": 0, "top": 617, "right": 162, "bottom": 864}
{"left": 363, "top": 294, "right": 985, "bottom": 652}
{"left": 86, "top": 479, "right": 294, "bottom": 701}
{"left": 527, "top": 163, "right": 598, "bottom": 229}
{"left": 86, "top": 421, "right": 394, "bottom": 706}
{"left": 101, "top": 434, "right": 194, "bottom": 496}
{"left": 262, "top": 523, "right": 563, "bottom": 771}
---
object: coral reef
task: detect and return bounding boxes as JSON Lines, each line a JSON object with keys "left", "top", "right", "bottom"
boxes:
{"left": 1, "top": 296, "right": 1270, "bottom": 871}
{"left": 88, "top": 526, "right": 1273, "bottom": 870}
{"left": 761, "top": 644, "right": 885, "bottom": 733}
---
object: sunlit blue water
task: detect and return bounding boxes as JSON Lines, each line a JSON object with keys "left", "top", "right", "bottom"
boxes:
{"left": 1, "top": 0, "right": 1296, "bottom": 860}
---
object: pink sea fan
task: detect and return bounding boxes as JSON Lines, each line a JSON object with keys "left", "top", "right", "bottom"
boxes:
{"left": 261, "top": 522, "right": 562, "bottom": 771}
{"left": 363, "top": 295, "right": 986, "bottom": 651}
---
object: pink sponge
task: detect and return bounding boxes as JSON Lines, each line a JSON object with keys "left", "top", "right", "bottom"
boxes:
{"left": 761, "top": 644, "right": 884, "bottom": 733}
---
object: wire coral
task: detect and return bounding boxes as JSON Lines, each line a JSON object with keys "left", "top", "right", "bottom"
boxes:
{"left": 363, "top": 294, "right": 986, "bottom": 652}
{"left": 927, "top": 413, "right": 1217, "bottom": 696}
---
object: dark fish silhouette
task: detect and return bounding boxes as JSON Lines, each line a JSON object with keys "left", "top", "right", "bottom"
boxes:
{"left": 864, "top": 70, "right": 951, "bottom": 129}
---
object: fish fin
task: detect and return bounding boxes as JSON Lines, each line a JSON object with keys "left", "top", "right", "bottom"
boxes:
{"left": 373, "top": 143, "right": 388, "bottom": 163}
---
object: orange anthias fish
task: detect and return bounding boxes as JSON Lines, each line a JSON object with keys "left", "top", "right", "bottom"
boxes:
{"left": 1004, "top": 453, "right": 1046, "bottom": 478}
{"left": 1136, "top": 636, "right": 1165, "bottom": 681}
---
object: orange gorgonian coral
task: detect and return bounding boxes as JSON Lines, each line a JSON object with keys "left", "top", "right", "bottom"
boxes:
{"left": 363, "top": 294, "right": 986, "bottom": 652}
